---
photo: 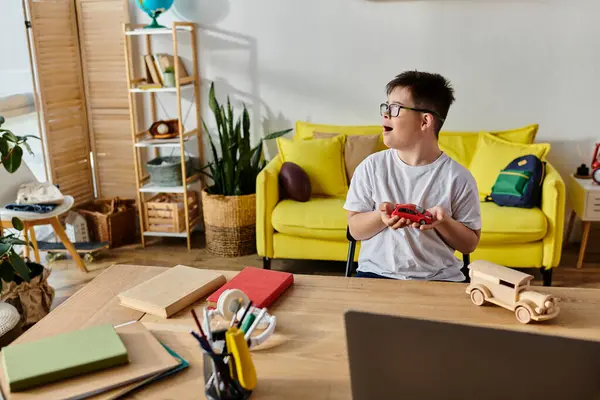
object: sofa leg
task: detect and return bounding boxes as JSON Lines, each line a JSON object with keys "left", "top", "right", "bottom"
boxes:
{"left": 540, "top": 267, "right": 552, "bottom": 287}
{"left": 263, "top": 257, "right": 271, "bottom": 270}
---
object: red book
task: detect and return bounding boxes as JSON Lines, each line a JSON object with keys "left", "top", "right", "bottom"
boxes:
{"left": 206, "top": 267, "right": 294, "bottom": 309}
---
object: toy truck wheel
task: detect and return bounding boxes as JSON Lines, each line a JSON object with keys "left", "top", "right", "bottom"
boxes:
{"left": 470, "top": 289, "right": 485, "bottom": 306}
{"left": 419, "top": 219, "right": 426, "bottom": 225}
{"left": 515, "top": 306, "right": 532, "bottom": 324}
{"left": 84, "top": 253, "right": 94, "bottom": 263}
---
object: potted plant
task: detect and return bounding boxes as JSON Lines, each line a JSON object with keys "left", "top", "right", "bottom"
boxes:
{"left": 163, "top": 65, "right": 175, "bottom": 88}
{"left": 0, "top": 116, "right": 54, "bottom": 330}
{"left": 200, "top": 83, "right": 291, "bottom": 257}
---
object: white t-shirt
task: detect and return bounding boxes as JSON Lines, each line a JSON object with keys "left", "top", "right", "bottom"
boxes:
{"left": 344, "top": 149, "right": 482, "bottom": 281}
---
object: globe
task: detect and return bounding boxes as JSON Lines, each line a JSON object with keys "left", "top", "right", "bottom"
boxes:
{"left": 136, "top": 0, "right": 175, "bottom": 29}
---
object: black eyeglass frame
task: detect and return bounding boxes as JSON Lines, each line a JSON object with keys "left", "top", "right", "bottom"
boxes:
{"left": 380, "top": 102, "right": 445, "bottom": 123}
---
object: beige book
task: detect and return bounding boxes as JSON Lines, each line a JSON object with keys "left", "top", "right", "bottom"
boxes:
{"left": 0, "top": 321, "right": 180, "bottom": 400}
{"left": 117, "top": 265, "right": 226, "bottom": 318}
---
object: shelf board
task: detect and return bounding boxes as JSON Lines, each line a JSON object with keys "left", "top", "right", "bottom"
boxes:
{"left": 139, "top": 180, "right": 198, "bottom": 193}
{"left": 125, "top": 26, "right": 193, "bottom": 36}
{"left": 143, "top": 231, "right": 188, "bottom": 238}
{"left": 130, "top": 83, "right": 194, "bottom": 93}
{"left": 135, "top": 136, "right": 196, "bottom": 148}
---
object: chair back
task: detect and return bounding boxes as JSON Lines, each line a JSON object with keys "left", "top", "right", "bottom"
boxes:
{"left": 0, "top": 162, "right": 38, "bottom": 208}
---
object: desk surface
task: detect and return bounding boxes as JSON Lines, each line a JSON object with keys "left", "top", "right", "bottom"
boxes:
{"left": 12, "top": 265, "right": 600, "bottom": 399}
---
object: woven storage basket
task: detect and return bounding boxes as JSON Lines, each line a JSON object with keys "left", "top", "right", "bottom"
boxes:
{"left": 146, "top": 156, "right": 192, "bottom": 187}
{"left": 201, "top": 189, "right": 256, "bottom": 257}
{"left": 76, "top": 198, "right": 137, "bottom": 248}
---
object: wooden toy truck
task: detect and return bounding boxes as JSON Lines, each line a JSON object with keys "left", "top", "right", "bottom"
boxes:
{"left": 466, "top": 260, "right": 560, "bottom": 324}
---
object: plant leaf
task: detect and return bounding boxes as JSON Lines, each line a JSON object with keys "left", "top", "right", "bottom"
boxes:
{"left": 0, "top": 137, "right": 8, "bottom": 157}
{"left": 2, "top": 131, "right": 18, "bottom": 143}
{"left": 11, "top": 217, "right": 23, "bottom": 231}
{"left": 2, "top": 237, "right": 28, "bottom": 246}
{"left": 22, "top": 141, "right": 33, "bottom": 156}
{"left": 263, "top": 128, "right": 293, "bottom": 141}
{"left": 3, "top": 145, "right": 23, "bottom": 173}
{"left": 9, "top": 252, "right": 30, "bottom": 281}
{"left": 0, "top": 243, "right": 10, "bottom": 256}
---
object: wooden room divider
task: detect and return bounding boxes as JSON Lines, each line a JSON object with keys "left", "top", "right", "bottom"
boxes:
{"left": 22, "top": 0, "right": 138, "bottom": 204}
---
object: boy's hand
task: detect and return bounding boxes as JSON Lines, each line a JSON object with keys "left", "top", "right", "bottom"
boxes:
{"left": 379, "top": 202, "right": 412, "bottom": 230}
{"left": 412, "top": 206, "right": 448, "bottom": 230}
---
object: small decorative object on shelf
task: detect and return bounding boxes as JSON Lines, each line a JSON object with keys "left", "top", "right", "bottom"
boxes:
{"left": 163, "top": 66, "right": 175, "bottom": 87}
{"left": 575, "top": 163, "right": 590, "bottom": 179}
{"left": 136, "top": 0, "right": 174, "bottom": 29}
{"left": 146, "top": 156, "right": 193, "bottom": 187}
{"left": 149, "top": 119, "right": 181, "bottom": 139}
{"left": 465, "top": 260, "right": 560, "bottom": 324}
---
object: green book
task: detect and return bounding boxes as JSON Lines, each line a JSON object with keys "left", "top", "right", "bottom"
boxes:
{"left": 1, "top": 324, "right": 129, "bottom": 392}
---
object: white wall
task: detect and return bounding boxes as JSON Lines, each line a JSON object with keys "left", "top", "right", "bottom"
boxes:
{"left": 131, "top": 0, "right": 600, "bottom": 239}
{"left": 132, "top": 0, "right": 600, "bottom": 171}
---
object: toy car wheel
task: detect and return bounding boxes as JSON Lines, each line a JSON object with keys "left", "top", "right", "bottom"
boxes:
{"left": 419, "top": 219, "right": 426, "bottom": 225}
{"left": 470, "top": 289, "right": 485, "bottom": 306}
{"left": 84, "top": 253, "right": 94, "bottom": 263}
{"left": 515, "top": 306, "right": 532, "bottom": 324}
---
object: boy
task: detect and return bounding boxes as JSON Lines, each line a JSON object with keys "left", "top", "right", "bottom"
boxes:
{"left": 344, "top": 71, "right": 481, "bottom": 281}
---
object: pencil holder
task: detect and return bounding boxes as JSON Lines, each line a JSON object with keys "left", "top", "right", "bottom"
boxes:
{"left": 202, "top": 352, "right": 252, "bottom": 400}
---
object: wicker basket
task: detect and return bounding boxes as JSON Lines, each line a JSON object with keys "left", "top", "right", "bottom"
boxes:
{"left": 145, "top": 192, "right": 199, "bottom": 233}
{"left": 76, "top": 198, "right": 137, "bottom": 248}
{"left": 201, "top": 189, "right": 256, "bottom": 257}
{"left": 146, "top": 156, "right": 192, "bottom": 187}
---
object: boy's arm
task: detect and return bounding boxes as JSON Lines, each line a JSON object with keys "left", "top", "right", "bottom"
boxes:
{"left": 348, "top": 203, "right": 409, "bottom": 240}
{"left": 417, "top": 207, "right": 480, "bottom": 254}
{"left": 416, "top": 170, "right": 482, "bottom": 254}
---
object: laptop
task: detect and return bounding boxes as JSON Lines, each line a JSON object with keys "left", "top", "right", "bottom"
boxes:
{"left": 344, "top": 311, "right": 600, "bottom": 400}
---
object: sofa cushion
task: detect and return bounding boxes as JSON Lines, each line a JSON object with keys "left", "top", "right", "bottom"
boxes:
{"left": 468, "top": 132, "right": 550, "bottom": 201}
{"left": 276, "top": 135, "right": 347, "bottom": 197}
{"left": 438, "top": 124, "right": 539, "bottom": 168}
{"left": 295, "top": 120, "right": 381, "bottom": 140}
{"left": 272, "top": 198, "right": 347, "bottom": 241}
{"left": 478, "top": 201, "right": 547, "bottom": 245}
{"left": 313, "top": 132, "right": 381, "bottom": 181}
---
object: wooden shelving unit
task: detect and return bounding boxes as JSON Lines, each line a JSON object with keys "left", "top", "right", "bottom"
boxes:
{"left": 123, "top": 21, "right": 204, "bottom": 250}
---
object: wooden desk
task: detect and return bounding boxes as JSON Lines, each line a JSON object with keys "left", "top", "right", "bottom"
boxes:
{"left": 565, "top": 175, "right": 600, "bottom": 268}
{"left": 11, "top": 265, "right": 600, "bottom": 399}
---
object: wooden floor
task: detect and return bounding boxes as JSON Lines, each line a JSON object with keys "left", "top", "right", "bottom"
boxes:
{"left": 45, "top": 231, "right": 600, "bottom": 310}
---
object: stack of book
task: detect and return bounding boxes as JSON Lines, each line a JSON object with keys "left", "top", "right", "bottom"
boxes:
{"left": 0, "top": 322, "right": 187, "bottom": 399}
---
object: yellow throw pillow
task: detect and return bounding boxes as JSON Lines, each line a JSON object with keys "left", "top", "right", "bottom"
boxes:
{"left": 276, "top": 135, "right": 347, "bottom": 197}
{"left": 468, "top": 132, "right": 550, "bottom": 201}
{"left": 313, "top": 132, "right": 381, "bottom": 181}
{"left": 439, "top": 124, "right": 539, "bottom": 168}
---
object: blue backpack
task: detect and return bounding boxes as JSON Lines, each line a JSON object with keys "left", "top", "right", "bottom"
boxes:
{"left": 484, "top": 154, "right": 546, "bottom": 208}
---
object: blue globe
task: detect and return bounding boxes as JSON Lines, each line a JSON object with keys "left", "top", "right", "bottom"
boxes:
{"left": 136, "top": 0, "right": 175, "bottom": 28}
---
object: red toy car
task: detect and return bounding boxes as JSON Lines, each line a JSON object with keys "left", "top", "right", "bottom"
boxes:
{"left": 391, "top": 204, "right": 433, "bottom": 225}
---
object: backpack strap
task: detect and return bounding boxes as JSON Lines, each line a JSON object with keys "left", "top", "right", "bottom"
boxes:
{"left": 484, "top": 195, "right": 493, "bottom": 202}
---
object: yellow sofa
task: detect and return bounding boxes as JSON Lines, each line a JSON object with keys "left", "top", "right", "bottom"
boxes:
{"left": 256, "top": 121, "right": 565, "bottom": 285}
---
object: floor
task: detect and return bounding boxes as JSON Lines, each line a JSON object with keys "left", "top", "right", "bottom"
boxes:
{"left": 45, "top": 229, "right": 600, "bottom": 310}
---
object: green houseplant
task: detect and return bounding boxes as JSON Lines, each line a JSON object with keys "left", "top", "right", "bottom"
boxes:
{"left": 200, "top": 83, "right": 291, "bottom": 257}
{"left": 0, "top": 115, "right": 54, "bottom": 329}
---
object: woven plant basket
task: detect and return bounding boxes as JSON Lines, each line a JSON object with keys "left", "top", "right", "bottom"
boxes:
{"left": 201, "top": 188, "right": 256, "bottom": 257}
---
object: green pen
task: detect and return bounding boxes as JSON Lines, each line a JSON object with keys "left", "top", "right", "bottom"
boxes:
{"left": 241, "top": 313, "right": 256, "bottom": 334}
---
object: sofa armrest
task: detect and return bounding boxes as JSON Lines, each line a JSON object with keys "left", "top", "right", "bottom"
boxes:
{"left": 256, "top": 155, "right": 283, "bottom": 258}
{"left": 541, "top": 162, "right": 566, "bottom": 268}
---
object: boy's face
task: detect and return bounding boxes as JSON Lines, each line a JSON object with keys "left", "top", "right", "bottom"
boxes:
{"left": 381, "top": 86, "right": 431, "bottom": 149}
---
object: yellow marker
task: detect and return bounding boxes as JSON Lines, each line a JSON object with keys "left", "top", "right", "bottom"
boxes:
{"left": 225, "top": 327, "right": 257, "bottom": 390}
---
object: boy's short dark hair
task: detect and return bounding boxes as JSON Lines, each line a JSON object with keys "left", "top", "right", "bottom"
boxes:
{"left": 386, "top": 70, "right": 455, "bottom": 135}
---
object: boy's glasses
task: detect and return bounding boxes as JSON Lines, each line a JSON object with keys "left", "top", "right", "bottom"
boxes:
{"left": 380, "top": 102, "right": 445, "bottom": 122}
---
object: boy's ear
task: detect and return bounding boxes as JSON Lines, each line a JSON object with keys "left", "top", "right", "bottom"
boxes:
{"left": 421, "top": 113, "right": 435, "bottom": 131}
